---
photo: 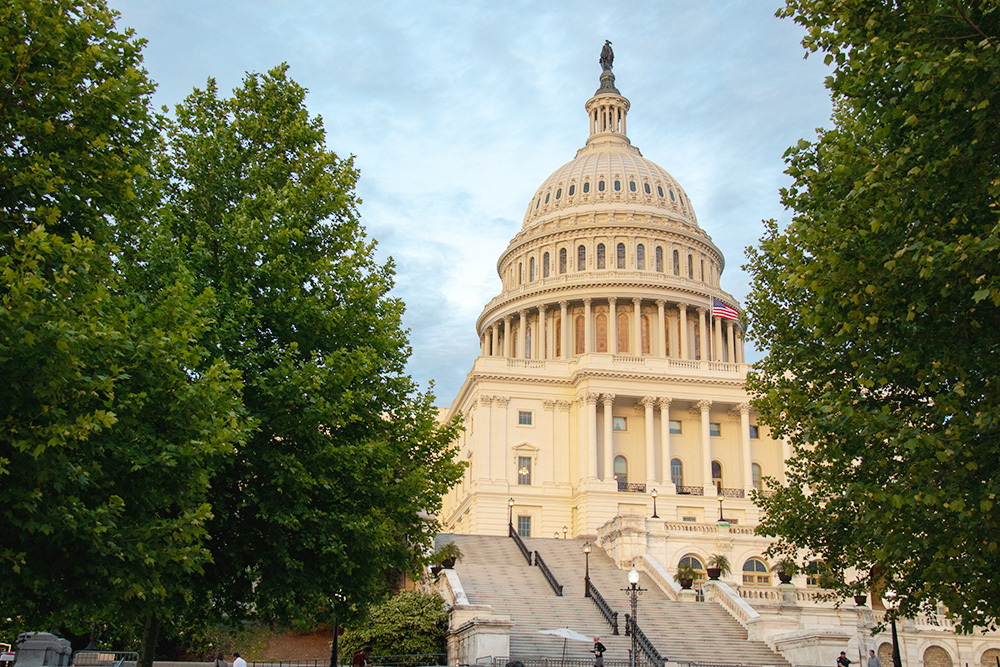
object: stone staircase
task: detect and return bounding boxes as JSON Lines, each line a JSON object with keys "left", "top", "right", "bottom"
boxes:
{"left": 437, "top": 534, "right": 788, "bottom": 666}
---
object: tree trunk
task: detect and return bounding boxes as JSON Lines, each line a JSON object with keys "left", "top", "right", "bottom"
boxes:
{"left": 138, "top": 611, "right": 160, "bottom": 667}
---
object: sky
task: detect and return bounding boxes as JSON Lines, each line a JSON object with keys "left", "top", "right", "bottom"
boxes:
{"left": 106, "top": 0, "right": 834, "bottom": 405}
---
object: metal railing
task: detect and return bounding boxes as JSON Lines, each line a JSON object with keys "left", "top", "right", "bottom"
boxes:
{"left": 256, "top": 655, "right": 446, "bottom": 667}
{"left": 616, "top": 481, "right": 647, "bottom": 493}
{"left": 624, "top": 614, "right": 666, "bottom": 667}
{"left": 493, "top": 658, "right": 633, "bottom": 667}
{"left": 720, "top": 488, "right": 745, "bottom": 498}
{"left": 72, "top": 651, "right": 138, "bottom": 667}
{"left": 534, "top": 550, "right": 563, "bottom": 596}
{"left": 586, "top": 581, "right": 619, "bottom": 635}
{"left": 509, "top": 523, "right": 533, "bottom": 565}
{"left": 676, "top": 486, "right": 704, "bottom": 495}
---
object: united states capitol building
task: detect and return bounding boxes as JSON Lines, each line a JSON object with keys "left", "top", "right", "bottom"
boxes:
{"left": 431, "top": 50, "right": 1000, "bottom": 667}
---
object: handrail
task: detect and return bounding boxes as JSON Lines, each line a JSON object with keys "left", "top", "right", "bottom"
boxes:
{"left": 533, "top": 550, "right": 563, "bottom": 596}
{"left": 587, "top": 581, "right": 620, "bottom": 635}
{"left": 629, "top": 616, "right": 666, "bottom": 667}
{"left": 509, "top": 523, "right": 532, "bottom": 565}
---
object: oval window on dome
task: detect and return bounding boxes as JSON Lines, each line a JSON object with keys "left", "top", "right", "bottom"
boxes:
{"left": 556, "top": 188, "right": 562, "bottom": 200}
{"left": 614, "top": 180, "right": 621, "bottom": 191}
{"left": 657, "top": 185, "right": 664, "bottom": 198}
{"left": 598, "top": 180, "right": 606, "bottom": 192}
{"left": 569, "top": 184, "right": 576, "bottom": 196}
{"left": 629, "top": 181, "right": 637, "bottom": 192}
{"left": 669, "top": 190, "right": 676, "bottom": 202}
{"left": 536, "top": 197, "right": 541, "bottom": 209}
{"left": 544, "top": 193, "right": 550, "bottom": 204}
{"left": 644, "top": 183, "right": 651, "bottom": 194}
{"left": 583, "top": 182, "right": 590, "bottom": 194}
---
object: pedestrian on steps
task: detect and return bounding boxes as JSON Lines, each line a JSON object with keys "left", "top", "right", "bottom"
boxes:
{"left": 838, "top": 651, "right": 853, "bottom": 667}
{"left": 592, "top": 637, "right": 606, "bottom": 667}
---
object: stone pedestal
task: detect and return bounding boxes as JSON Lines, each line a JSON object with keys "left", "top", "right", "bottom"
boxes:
{"left": 13, "top": 633, "right": 71, "bottom": 667}
{"left": 678, "top": 588, "right": 698, "bottom": 602}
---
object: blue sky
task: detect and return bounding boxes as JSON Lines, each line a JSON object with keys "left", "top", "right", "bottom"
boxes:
{"left": 107, "top": 1, "right": 833, "bottom": 405}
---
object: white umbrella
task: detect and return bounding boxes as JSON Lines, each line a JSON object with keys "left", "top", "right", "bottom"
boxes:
{"left": 537, "top": 628, "right": 594, "bottom": 660}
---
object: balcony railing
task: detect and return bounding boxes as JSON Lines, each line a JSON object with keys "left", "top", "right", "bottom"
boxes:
{"left": 720, "top": 487, "right": 745, "bottom": 498}
{"left": 676, "top": 485, "right": 704, "bottom": 495}
{"left": 617, "top": 480, "right": 647, "bottom": 493}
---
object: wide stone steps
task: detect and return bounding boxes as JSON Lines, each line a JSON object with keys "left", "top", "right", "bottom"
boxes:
{"left": 438, "top": 534, "right": 788, "bottom": 665}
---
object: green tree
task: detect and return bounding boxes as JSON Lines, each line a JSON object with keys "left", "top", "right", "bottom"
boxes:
{"left": 745, "top": 1, "right": 1000, "bottom": 631}
{"left": 1, "top": 0, "right": 247, "bottom": 655}
{"left": 152, "top": 65, "right": 464, "bottom": 628}
{"left": 340, "top": 590, "right": 448, "bottom": 659}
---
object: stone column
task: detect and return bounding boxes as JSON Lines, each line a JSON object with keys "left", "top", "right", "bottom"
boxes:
{"left": 678, "top": 304, "right": 689, "bottom": 359}
{"left": 727, "top": 320, "right": 737, "bottom": 364}
{"left": 602, "top": 393, "right": 615, "bottom": 482}
{"left": 642, "top": 396, "right": 657, "bottom": 483}
{"left": 559, "top": 300, "right": 569, "bottom": 359}
{"left": 477, "top": 395, "right": 493, "bottom": 478}
{"left": 697, "top": 307, "right": 708, "bottom": 361}
{"left": 656, "top": 299, "right": 666, "bottom": 357}
{"left": 584, "top": 298, "right": 593, "bottom": 353}
{"left": 633, "top": 297, "right": 643, "bottom": 355}
{"left": 739, "top": 402, "right": 754, "bottom": 492}
{"left": 539, "top": 305, "right": 548, "bottom": 359}
{"left": 503, "top": 315, "right": 512, "bottom": 357}
{"left": 496, "top": 396, "right": 509, "bottom": 482}
{"left": 659, "top": 397, "right": 673, "bottom": 490}
{"left": 518, "top": 309, "right": 528, "bottom": 359}
{"left": 588, "top": 392, "right": 600, "bottom": 479}
{"left": 608, "top": 297, "right": 618, "bottom": 353}
{"left": 492, "top": 323, "right": 499, "bottom": 357}
{"left": 736, "top": 326, "right": 745, "bottom": 364}
{"left": 699, "top": 399, "right": 715, "bottom": 496}
{"left": 714, "top": 314, "right": 723, "bottom": 361}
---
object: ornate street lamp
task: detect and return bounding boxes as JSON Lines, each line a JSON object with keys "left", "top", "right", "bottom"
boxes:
{"left": 583, "top": 541, "right": 592, "bottom": 597}
{"left": 651, "top": 488, "right": 659, "bottom": 518}
{"left": 622, "top": 565, "right": 645, "bottom": 667}
{"left": 563, "top": 525, "right": 568, "bottom": 539}
{"left": 508, "top": 497, "right": 515, "bottom": 527}
{"left": 885, "top": 590, "right": 903, "bottom": 667}
{"left": 717, "top": 495, "right": 724, "bottom": 522}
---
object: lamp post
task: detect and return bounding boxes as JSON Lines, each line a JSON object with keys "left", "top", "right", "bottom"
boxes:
{"left": 622, "top": 565, "right": 645, "bottom": 667}
{"left": 508, "top": 497, "right": 514, "bottom": 528}
{"left": 651, "top": 488, "right": 659, "bottom": 518}
{"left": 885, "top": 591, "right": 903, "bottom": 667}
{"left": 583, "top": 542, "right": 592, "bottom": 597}
{"left": 563, "top": 525, "right": 568, "bottom": 539}
{"left": 717, "top": 495, "right": 724, "bottom": 522}
{"left": 329, "top": 592, "right": 346, "bottom": 667}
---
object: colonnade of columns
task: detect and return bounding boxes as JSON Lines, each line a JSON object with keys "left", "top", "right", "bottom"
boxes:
{"left": 479, "top": 297, "right": 744, "bottom": 363}
{"left": 576, "top": 393, "right": 757, "bottom": 495}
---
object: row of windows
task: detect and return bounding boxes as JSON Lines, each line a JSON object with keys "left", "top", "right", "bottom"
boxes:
{"left": 516, "top": 410, "right": 759, "bottom": 440}
{"left": 531, "top": 178, "right": 689, "bottom": 214}
{"left": 511, "top": 243, "right": 717, "bottom": 287}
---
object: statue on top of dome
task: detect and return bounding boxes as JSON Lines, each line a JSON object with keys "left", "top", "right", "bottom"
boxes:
{"left": 599, "top": 40, "right": 614, "bottom": 71}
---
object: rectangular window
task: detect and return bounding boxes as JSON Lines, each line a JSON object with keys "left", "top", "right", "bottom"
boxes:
{"left": 669, "top": 420, "right": 682, "bottom": 434}
{"left": 613, "top": 416, "right": 627, "bottom": 431}
{"left": 710, "top": 422, "right": 721, "bottom": 437}
{"left": 749, "top": 425, "right": 760, "bottom": 439}
{"left": 517, "top": 515, "right": 531, "bottom": 537}
{"left": 682, "top": 516, "right": 697, "bottom": 523}
{"left": 517, "top": 456, "right": 532, "bottom": 485}
{"left": 518, "top": 410, "right": 533, "bottom": 426}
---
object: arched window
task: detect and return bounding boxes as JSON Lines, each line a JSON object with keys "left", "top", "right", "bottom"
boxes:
{"left": 670, "top": 459, "right": 683, "bottom": 488}
{"left": 805, "top": 560, "right": 826, "bottom": 588}
{"left": 617, "top": 312, "right": 630, "bottom": 353}
{"left": 655, "top": 246, "right": 664, "bottom": 272}
{"left": 559, "top": 248, "right": 567, "bottom": 274}
{"left": 981, "top": 649, "right": 1000, "bottom": 667}
{"left": 544, "top": 193, "right": 549, "bottom": 204}
{"left": 555, "top": 188, "right": 562, "bottom": 200}
{"left": 752, "top": 463, "right": 763, "bottom": 491}
{"left": 614, "top": 179, "right": 621, "bottom": 191}
{"left": 712, "top": 460, "right": 723, "bottom": 493}
{"left": 543, "top": 252, "right": 550, "bottom": 278}
{"left": 614, "top": 455, "right": 628, "bottom": 488}
{"left": 518, "top": 262, "right": 523, "bottom": 284}
{"left": 596, "top": 313, "right": 608, "bottom": 353}
{"left": 569, "top": 184, "right": 576, "bottom": 196}
{"left": 574, "top": 315, "right": 585, "bottom": 354}
{"left": 923, "top": 647, "right": 953, "bottom": 667}
{"left": 598, "top": 180, "right": 606, "bottom": 192}
{"left": 525, "top": 325, "right": 532, "bottom": 359}
{"left": 641, "top": 315, "right": 650, "bottom": 354}
{"left": 629, "top": 180, "right": 637, "bottom": 192}
{"left": 672, "top": 249, "right": 680, "bottom": 275}
{"left": 597, "top": 243, "right": 606, "bottom": 269}
{"left": 742, "top": 558, "right": 770, "bottom": 585}
{"left": 583, "top": 181, "right": 590, "bottom": 194}
{"left": 577, "top": 245, "right": 586, "bottom": 271}
{"left": 687, "top": 254, "right": 694, "bottom": 278}
{"left": 679, "top": 555, "right": 706, "bottom": 580}
{"left": 700, "top": 259, "right": 705, "bottom": 282}
{"left": 877, "top": 645, "right": 894, "bottom": 667}
{"left": 657, "top": 185, "right": 664, "bottom": 198}
{"left": 554, "top": 319, "right": 561, "bottom": 357}
{"left": 616, "top": 243, "right": 626, "bottom": 269}
{"left": 669, "top": 189, "right": 676, "bottom": 202}
{"left": 637, "top": 244, "right": 645, "bottom": 270}
{"left": 529, "top": 257, "right": 536, "bottom": 282}
{"left": 644, "top": 182, "right": 651, "bottom": 194}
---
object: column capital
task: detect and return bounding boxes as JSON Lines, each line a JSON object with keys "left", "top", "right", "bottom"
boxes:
{"left": 601, "top": 393, "right": 616, "bottom": 406}
{"left": 538, "top": 303, "right": 547, "bottom": 313}
{"left": 608, "top": 296, "right": 617, "bottom": 305}
{"left": 519, "top": 308, "right": 528, "bottom": 317}
{"left": 698, "top": 399, "right": 713, "bottom": 413}
{"left": 737, "top": 402, "right": 752, "bottom": 416}
{"left": 559, "top": 300, "right": 569, "bottom": 308}
{"left": 583, "top": 297, "right": 593, "bottom": 305}
{"left": 696, "top": 306, "right": 707, "bottom": 315}
{"left": 503, "top": 314, "right": 512, "bottom": 322}
{"left": 586, "top": 392, "right": 601, "bottom": 405}
{"left": 632, "top": 297, "right": 642, "bottom": 306}
{"left": 658, "top": 396, "right": 673, "bottom": 410}
{"left": 655, "top": 299, "right": 665, "bottom": 307}
{"left": 478, "top": 395, "right": 494, "bottom": 407}
{"left": 495, "top": 396, "right": 510, "bottom": 407}
{"left": 543, "top": 399, "right": 557, "bottom": 411}
{"left": 557, "top": 400, "right": 573, "bottom": 412}
{"left": 641, "top": 396, "right": 658, "bottom": 409}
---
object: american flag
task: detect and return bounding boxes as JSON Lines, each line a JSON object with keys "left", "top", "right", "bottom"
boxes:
{"left": 712, "top": 297, "right": 739, "bottom": 321}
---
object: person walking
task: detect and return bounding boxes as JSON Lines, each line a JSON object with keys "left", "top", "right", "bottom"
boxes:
{"left": 591, "top": 637, "right": 606, "bottom": 667}
{"left": 213, "top": 653, "right": 227, "bottom": 667}
{"left": 838, "top": 651, "right": 852, "bottom": 667}
{"left": 352, "top": 647, "right": 372, "bottom": 667}
{"left": 868, "top": 650, "right": 882, "bottom": 667}
{"left": 233, "top": 653, "right": 247, "bottom": 667}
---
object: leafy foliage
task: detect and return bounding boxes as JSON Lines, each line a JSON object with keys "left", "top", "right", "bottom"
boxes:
{"left": 746, "top": 1, "right": 1000, "bottom": 631}
{"left": 339, "top": 591, "right": 447, "bottom": 658}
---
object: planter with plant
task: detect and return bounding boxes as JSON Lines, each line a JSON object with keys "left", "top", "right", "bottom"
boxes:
{"left": 706, "top": 554, "right": 731, "bottom": 581}
{"left": 674, "top": 564, "right": 700, "bottom": 590}
{"left": 435, "top": 542, "right": 463, "bottom": 570}
{"left": 771, "top": 557, "right": 798, "bottom": 584}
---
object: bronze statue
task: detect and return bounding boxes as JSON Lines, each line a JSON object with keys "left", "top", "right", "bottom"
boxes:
{"left": 600, "top": 40, "right": 613, "bottom": 71}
